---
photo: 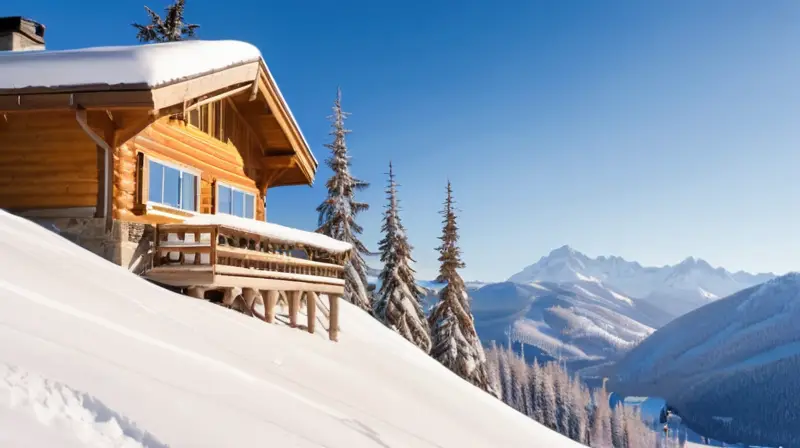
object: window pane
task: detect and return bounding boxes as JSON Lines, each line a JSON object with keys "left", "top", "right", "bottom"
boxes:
{"left": 188, "top": 109, "right": 200, "bottom": 127}
{"left": 244, "top": 193, "right": 254, "bottom": 219}
{"left": 232, "top": 190, "right": 244, "bottom": 217}
{"left": 163, "top": 166, "right": 181, "bottom": 208}
{"left": 148, "top": 162, "right": 163, "bottom": 203}
{"left": 181, "top": 173, "right": 196, "bottom": 211}
{"left": 218, "top": 185, "right": 231, "bottom": 214}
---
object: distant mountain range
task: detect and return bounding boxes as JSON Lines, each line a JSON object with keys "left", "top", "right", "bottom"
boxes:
{"left": 608, "top": 273, "right": 800, "bottom": 448}
{"left": 367, "top": 245, "right": 773, "bottom": 372}
{"left": 468, "top": 281, "right": 668, "bottom": 368}
{"left": 507, "top": 245, "right": 774, "bottom": 316}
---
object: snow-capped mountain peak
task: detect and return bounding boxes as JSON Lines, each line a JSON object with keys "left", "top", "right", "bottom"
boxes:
{"left": 508, "top": 247, "right": 774, "bottom": 316}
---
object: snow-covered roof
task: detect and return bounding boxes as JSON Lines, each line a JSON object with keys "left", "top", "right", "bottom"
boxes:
{"left": 0, "top": 40, "right": 262, "bottom": 91}
{"left": 182, "top": 213, "right": 352, "bottom": 254}
{"left": 0, "top": 39, "right": 316, "bottom": 171}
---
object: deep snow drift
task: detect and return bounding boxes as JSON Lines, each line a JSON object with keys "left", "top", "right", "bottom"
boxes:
{"left": 0, "top": 210, "right": 579, "bottom": 447}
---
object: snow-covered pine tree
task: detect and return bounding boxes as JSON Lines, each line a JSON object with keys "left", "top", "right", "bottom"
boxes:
{"left": 551, "top": 363, "right": 571, "bottom": 434}
{"left": 509, "top": 348, "right": 527, "bottom": 413}
{"left": 497, "top": 347, "right": 513, "bottom": 405}
{"left": 133, "top": 0, "right": 199, "bottom": 43}
{"left": 540, "top": 363, "right": 558, "bottom": 430}
{"left": 374, "top": 162, "right": 431, "bottom": 352}
{"left": 516, "top": 357, "right": 534, "bottom": 417}
{"left": 316, "top": 88, "right": 372, "bottom": 311}
{"left": 428, "top": 181, "right": 492, "bottom": 392}
{"left": 611, "top": 402, "right": 625, "bottom": 448}
{"left": 530, "top": 358, "right": 545, "bottom": 423}
{"left": 590, "top": 386, "right": 613, "bottom": 448}
{"left": 485, "top": 341, "right": 503, "bottom": 397}
{"left": 568, "top": 376, "right": 588, "bottom": 444}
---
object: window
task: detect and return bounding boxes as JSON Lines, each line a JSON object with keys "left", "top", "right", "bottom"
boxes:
{"left": 217, "top": 183, "right": 255, "bottom": 219}
{"left": 147, "top": 159, "right": 198, "bottom": 212}
{"left": 187, "top": 101, "right": 224, "bottom": 141}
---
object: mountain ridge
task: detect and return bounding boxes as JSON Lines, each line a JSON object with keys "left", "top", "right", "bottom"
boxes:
{"left": 507, "top": 245, "right": 774, "bottom": 316}
{"left": 608, "top": 272, "right": 800, "bottom": 448}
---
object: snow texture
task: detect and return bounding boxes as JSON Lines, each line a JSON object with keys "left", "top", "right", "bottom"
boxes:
{"left": 183, "top": 212, "right": 352, "bottom": 253}
{"left": 0, "top": 40, "right": 261, "bottom": 90}
{"left": 0, "top": 210, "right": 581, "bottom": 447}
{"left": 508, "top": 245, "right": 773, "bottom": 316}
{"left": 0, "top": 364, "right": 166, "bottom": 448}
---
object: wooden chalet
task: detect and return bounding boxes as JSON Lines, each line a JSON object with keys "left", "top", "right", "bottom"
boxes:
{"left": 0, "top": 18, "right": 348, "bottom": 340}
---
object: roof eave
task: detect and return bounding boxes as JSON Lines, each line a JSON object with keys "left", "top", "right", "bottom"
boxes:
{"left": 257, "top": 60, "right": 318, "bottom": 180}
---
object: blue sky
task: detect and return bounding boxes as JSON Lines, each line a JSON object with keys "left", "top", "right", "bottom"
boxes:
{"left": 5, "top": 0, "right": 800, "bottom": 281}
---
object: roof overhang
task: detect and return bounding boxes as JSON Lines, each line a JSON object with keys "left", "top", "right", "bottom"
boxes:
{"left": 0, "top": 53, "right": 317, "bottom": 186}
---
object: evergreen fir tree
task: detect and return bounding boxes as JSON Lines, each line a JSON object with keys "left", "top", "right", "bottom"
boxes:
{"left": 316, "top": 88, "right": 372, "bottom": 311}
{"left": 530, "top": 358, "right": 545, "bottom": 423}
{"left": 552, "top": 363, "right": 570, "bottom": 434}
{"left": 540, "top": 363, "right": 558, "bottom": 430}
{"left": 428, "top": 181, "right": 492, "bottom": 392}
{"left": 485, "top": 341, "right": 502, "bottom": 397}
{"left": 133, "top": 0, "right": 199, "bottom": 43}
{"left": 590, "top": 386, "right": 613, "bottom": 448}
{"left": 568, "top": 376, "right": 588, "bottom": 444}
{"left": 374, "top": 162, "right": 431, "bottom": 352}
{"left": 517, "top": 357, "right": 534, "bottom": 417}
{"left": 510, "top": 348, "right": 527, "bottom": 413}
{"left": 611, "top": 403, "right": 625, "bottom": 448}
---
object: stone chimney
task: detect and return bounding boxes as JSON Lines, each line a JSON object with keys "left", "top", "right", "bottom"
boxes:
{"left": 0, "top": 17, "right": 45, "bottom": 51}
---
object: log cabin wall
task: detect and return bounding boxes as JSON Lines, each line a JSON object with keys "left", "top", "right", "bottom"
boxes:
{"left": 0, "top": 111, "right": 99, "bottom": 211}
{"left": 115, "top": 98, "right": 267, "bottom": 224}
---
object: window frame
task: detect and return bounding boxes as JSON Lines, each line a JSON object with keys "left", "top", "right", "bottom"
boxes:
{"left": 141, "top": 154, "right": 201, "bottom": 214}
{"left": 186, "top": 101, "right": 225, "bottom": 142}
{"left": 215, "top": 181, "right": 258, "bottom": 220}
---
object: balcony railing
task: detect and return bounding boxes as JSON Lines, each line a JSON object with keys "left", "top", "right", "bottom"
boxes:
{"left": 144, "top": 223, "right": 349, "bottom": 341}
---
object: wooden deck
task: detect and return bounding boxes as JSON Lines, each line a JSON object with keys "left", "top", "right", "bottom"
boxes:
{"left": 144, "top": 223, "right": 346, "bottom": 341}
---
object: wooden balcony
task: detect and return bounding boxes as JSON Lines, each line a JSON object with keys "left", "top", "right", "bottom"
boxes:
{"left": 144, "top": 223, "right": 349, "bottom": 341}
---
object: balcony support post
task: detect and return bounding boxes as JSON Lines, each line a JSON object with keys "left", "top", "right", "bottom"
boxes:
{"left": 306, "top": 291, "right": 318, "bottom": 334}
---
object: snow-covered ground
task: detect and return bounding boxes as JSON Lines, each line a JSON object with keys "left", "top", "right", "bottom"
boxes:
{"left": 0, "top": 210, "right": 580, "bottom": 447}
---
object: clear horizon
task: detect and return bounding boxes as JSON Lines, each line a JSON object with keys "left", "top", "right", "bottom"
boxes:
{"left": 8, "top": 0, "right": 800, "bottom": 281}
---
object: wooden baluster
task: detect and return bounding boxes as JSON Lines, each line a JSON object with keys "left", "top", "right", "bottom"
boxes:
{"left": 287, "top": 291, "right": 300, "bottom": 328}
{"left": 264, "top": 290, "right": 279, "bottom": 323}
{"left": 306, "top": 291, "right": 318, "bottom": 334}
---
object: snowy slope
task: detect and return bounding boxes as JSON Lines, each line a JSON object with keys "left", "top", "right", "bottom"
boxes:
{"left": 0, "top": 210, "right": 581, "bottom": 448}
{"left": 609, "top": 273, "right": 800, "bottom": 448}
{"left": 507, "top": 245, "right": 773, "bottom": 316}
{"left": 465, "top": 280, "right": 661, "bottom": 370}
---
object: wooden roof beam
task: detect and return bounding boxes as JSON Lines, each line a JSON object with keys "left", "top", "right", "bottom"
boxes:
{"left": 262, "top": 154, "right": 296, "bottom": 170}
{"left": 0, "top": 91, "right": 154, "bottom": 113}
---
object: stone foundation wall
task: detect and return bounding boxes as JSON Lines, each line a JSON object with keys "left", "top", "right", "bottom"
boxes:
{"left": 23, "top": 215, "right": 156, "bottom": 275}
